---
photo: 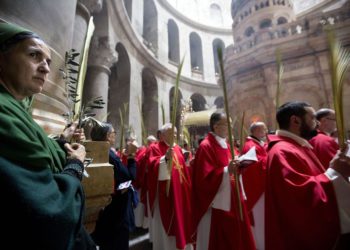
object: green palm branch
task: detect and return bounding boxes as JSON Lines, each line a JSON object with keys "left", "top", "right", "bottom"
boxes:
{"left": 275, "top": 49, "right": 284, "bottom": 130}
{"left": 138, "top": 96, "right": 147, "bottom": 145}
{"left": 217, "top": 47, "right": 243, "bottom": 221}
{"left": 239, "top": 112, "right": 246, "bottom": 153}
{"left": 327, "top": 29, "right": 350, "bottom": 149}
{"left": 167, "top": 56, "right": 185, "bottom": 196}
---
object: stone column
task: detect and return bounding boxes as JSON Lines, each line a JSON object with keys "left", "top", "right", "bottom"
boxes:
{"left": 83, "top": 36, "right": 118, "bottom": 119}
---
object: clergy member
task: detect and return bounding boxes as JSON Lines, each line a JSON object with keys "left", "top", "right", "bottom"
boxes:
{"left": 147, "top": 123, "right": 193, "bottom": 250}
{"left": 309, "top": 108, "right": 339, "bottom": 169}
{"left": 241, "top": 121, "right": 268, "bottom": 250}
{"left": 266, "top": 101, "right": 350, "bottom": 250}
{"left": 192, "top": 112, "right": 256, "bottom": 250}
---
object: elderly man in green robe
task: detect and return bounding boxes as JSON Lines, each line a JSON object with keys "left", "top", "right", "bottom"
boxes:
{"left": 0, "top": 22, "right": 95, "bottom": 249}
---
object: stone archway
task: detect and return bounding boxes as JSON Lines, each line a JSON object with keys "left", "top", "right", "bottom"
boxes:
{"left": 108, "top": 43, "right": 131, "bottom": 141}
{"left": 190, "top": 93, "right": 207, "bottom": 111}
{"left": 214, "top": 96, "right": 224, "bottom": 109}
{"left": 142, "top": 68, "right": 159, "bottom": 135}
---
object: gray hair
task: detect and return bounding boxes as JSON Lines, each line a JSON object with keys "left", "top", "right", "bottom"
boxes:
{"left": 249, "top": 122, "right": 266, "bottom": 134}
{"left": 160, "top": 123, "right": 174, "bottom": 133}
{"left": 0, "top": 32, "right": 41, "bottom": 53}
{"left": 315, "top": 108, "right": 334, "bottom": 121}
{"left": 90, "top": 122, "right": 113, "bottom": 141}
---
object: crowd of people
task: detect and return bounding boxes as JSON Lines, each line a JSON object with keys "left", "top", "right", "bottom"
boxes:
{"left": 1, "top": 21, "right": 350, "bottom": 250}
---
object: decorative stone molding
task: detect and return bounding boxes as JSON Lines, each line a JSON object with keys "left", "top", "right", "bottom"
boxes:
{"left": 88, "top": 36, "right": 118, "bottom": 72}
{"left": 79, "top": 0, "right": 103, "bottom": 14}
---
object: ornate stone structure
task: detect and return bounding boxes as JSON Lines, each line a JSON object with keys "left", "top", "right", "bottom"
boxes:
{"left": 226, "top": 0, "right": 350, "bottom": 131}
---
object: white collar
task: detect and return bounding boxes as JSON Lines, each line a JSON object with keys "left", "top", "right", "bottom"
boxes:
{"left": 210, "top": 132, "right": 228, "bottom": 149}
{"left": 276, "top": 130, "right": 313, "bottom": 149}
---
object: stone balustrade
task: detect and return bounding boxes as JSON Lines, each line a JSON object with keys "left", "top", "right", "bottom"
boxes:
{"left": 229, "top": 7, "right": 350, "bottom": 55}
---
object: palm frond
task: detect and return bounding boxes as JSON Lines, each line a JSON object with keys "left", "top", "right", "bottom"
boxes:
{"left": 78, "top": 96, "right": 105, "bottom": 128}
{"left": 161, "top": 101, "right": 166, "bottom": 125}
{"left": 61, "top": 49, "right": 81, "bottom": 124}
{"left": 327, "top": 29, "right": 350, "bottom": 149}
{"left": 217, "top": 46, "right": 243, "bottom": 221}
{"left": 167, "top": 56, "right": 185, "bottom": 196}
{"left": 75, "top": 17, "right": 95, "bottom": 116}
{"left": 239, "top": 112, "right": 246, "bottom": 153}
{"left": 182, "top": 127, "right": 191, "bottom": 146}
{"left": 275, "top": 49, "right": 284, "bottom": 130}
{"left": 138, "top": 96, "right": 147, "bottom": 145}
{"left": 119, "top": 108, "right": 124, "bottom": 151}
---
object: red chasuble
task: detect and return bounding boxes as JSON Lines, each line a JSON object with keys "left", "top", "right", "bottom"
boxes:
{"left": 241, "top": 137, "right": 267, "bottom": 214}
{"left": 134, "top": 146, "right": 149, "bottom": 215}
{"left": 266, "top": 135, "right": 340, "bottom": 250}
{"left": 192, "top": 133, "right": 255, "bottom": 250}
{"left": 134, "top": 146, "right": 148, "bottom": 189}
{"left": 147, "top": 141, "right": 193, "bottom": 249}
{"left": 309, "top": 130, "right": 339, "bottom": 169}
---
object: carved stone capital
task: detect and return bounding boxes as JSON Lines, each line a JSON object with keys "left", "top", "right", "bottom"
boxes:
{"left": 88, "top": 36, "right": 118, "bottom": 70}
{"left": 79, "top": 0, "right": 103, "bottom": 14}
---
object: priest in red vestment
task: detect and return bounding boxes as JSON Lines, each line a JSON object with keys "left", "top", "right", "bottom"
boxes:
{"left": 192, "top": 112, "right": 256, "bottom": 250}
{"left": 266, "top": 101, "right": 350, "bottom": 250}
{"left": 147, "top": 123, "right": 193, "bottom": 250}
{"left": 309, "top": 108, "right": 339, "bottom": 169}
{"left": 134, "top": 135, "right": 157, "bottom": 229}
{"left": 241, "top": 121, "right": 268, "bottom": 250}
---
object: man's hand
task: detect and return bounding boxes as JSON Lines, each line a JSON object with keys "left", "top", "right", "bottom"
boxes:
{"left": 330, "top": 149, "right": 350, "bottom": 181}
{"left": 228, "top": 160, "right": 239, "bottom": 175}
{"left": 165, "top": 148, "right": 174, "bottom": 161}
{"left": 228, "top": 159, "right": 255, "bottom": 175}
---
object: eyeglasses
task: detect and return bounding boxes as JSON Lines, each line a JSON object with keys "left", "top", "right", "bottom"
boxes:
{"left": 325, "top": 117, "right": 336, "bottom": 121}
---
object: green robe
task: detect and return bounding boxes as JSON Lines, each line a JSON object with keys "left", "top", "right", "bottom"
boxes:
{"left": 0, "top": 156, "right": 85, "bottom": 249}
{"left": 0, "top": 84, "right": 65, "bottom": 173}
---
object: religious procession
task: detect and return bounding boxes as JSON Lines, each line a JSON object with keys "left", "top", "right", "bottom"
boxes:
{"left": 0, "top": 0, "right": 349, "bottom": 250}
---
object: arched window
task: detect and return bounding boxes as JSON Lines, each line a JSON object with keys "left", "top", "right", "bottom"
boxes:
{"left": 167, "top": 19, "right": 180, "bottom": 64}
{"left": 109, "top": 43, "right": 131, "bottom": 146}
{"left": 142, "top": 68, "right": 159, "bottom": 134}
{"left": 190, "top": 93, "right": 207, "bottom": 112}
{"left": 143, "top": 0, "right": 158, "bottom": 55}
{"left": 260, "top": 19, "right": 272, "bottom": 29}
{"left": 189, "top": 32, "right": 204, "bottom": 73}
{"left": 212, "top": 39, "right": 225, "bottom": 74}
{"left": 123, "top": 0, "right": 132, "bottom": 20}
{"left": 277, "top": 17, "right": 288, "bottom": 25}
{"left": 214, "top": 96, "right": 224, "bottom": 109}
{"left": 245, "top": 26, "right": 255, "bottom": 37}
{"left": 210, "top": 4, "right": 223, "bottom": 25}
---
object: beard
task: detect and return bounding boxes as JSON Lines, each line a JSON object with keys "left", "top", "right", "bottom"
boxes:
{"left": 300, "top": 120, "right": 318, "bottom": 140}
